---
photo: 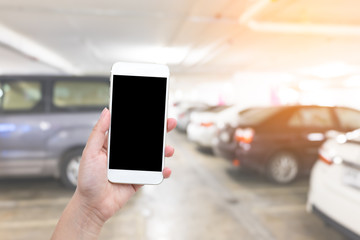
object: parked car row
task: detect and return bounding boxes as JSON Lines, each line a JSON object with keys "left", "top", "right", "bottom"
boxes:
{"left": 175, "top": 101, "right": 360, "bottom": 239}
{"left": 181, "top": 104, "right": 360, "bottom": 184}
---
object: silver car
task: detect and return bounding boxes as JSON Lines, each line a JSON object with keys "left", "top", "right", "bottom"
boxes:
{"left": 0, "top": 75, "right": 109, "bottom": 189}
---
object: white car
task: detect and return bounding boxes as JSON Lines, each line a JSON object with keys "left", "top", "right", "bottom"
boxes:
{"left": 186, "top": 105, "right": 242, "bottom": 148}
{"left": 307, "top": 129, "right": 360, "bottom": 239}
{"left": 173, "top": 101, "right": 210, "bottom": 132}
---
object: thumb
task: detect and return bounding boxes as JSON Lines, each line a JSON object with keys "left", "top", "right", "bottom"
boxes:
{"left": 84, "top": 108, "right": 110, "bottom": 157}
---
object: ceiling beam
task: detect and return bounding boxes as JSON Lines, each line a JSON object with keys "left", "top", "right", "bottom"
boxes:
{"left": 0, "top": 22, "right": 81, "bottom": 74}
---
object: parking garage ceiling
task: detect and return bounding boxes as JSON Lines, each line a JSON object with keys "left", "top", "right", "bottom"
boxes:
{"left": 0, "top": 0, "right": 360, "bottom": 79}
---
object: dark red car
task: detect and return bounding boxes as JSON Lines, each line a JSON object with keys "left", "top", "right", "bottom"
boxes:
{"left": 212, "top": 105, "right": 360, "bottom": 184}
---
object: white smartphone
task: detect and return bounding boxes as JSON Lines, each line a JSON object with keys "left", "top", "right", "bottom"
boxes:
{"left": 107, "top": 62, "right": 170, "bottom": 185}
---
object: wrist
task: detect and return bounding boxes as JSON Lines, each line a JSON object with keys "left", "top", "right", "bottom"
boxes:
{"left": 51, "top": 190, "right": 106, "bottom": 240}
{"left": 73, "top": 189, "right": 106, "bottom": 231}
{"left": 63, "top": 190, "right": 106, "bottom": 239}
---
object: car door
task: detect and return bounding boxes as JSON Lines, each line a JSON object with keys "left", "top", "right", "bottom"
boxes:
{"left": 0, "top": 78, "right": 48, "bottom": 175}
{"left": 287, "top": 107, "right": 337, "bottom": 172}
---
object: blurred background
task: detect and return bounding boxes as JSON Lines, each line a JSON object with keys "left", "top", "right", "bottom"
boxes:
{"left": 1, "top": 0, "right": 360, "bottom": 239}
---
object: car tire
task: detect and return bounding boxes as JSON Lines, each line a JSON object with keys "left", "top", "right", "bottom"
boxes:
{"left": 60, "top": 148, "right": 83, "bottom": 190}
{"left": 267, "top": 151, "right": 299, "bottom": 184}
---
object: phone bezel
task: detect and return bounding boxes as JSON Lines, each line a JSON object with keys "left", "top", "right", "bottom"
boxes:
{"left": 107, "top": 62, "right": 170, "bottom": 185}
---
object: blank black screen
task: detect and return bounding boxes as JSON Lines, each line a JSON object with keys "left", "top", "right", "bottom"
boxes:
{"left": 109, "top": 75, "right": 167, "bottom": 171}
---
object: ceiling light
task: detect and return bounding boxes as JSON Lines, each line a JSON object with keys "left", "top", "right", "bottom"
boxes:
{"left": 298, "top": 80, "right": 326, "bottom": 91}
{"left": 300, "top": 61, "right": 356, "bottom": 79}
{"left": 157, "top": 47, "right": 189, "bottom": 65}
{"left": 344, "top": 75, "right": 360, "bottom": 87}
{"left": 102, "top": 45, "right": 188, "bottom": 65}
{"left": 247, "top": 21, "right": 360, "bottom": 36}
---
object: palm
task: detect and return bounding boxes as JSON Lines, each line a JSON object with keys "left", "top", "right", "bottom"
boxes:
{"left": 77, "top": 144, "right": 139, "bottom": 221}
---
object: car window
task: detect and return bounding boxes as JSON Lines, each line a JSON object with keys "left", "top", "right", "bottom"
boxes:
{"left": 205, "top": 105, "right": 232, "bottom": 113}
{"left": 53, "top": 81, "right": 109, "bottom": 108}
{"left": 238, "top": 108, "right": 260, "bottom": 116}
{"left": 237, "top": 107, "right": 281, "bottom": 125}
{"left": 334, "top": 108, "right": 360, "bottom": 130}
{"left": 288, "top": 107, "right": 334, "bottom": 128}
{"left": 0, "top": 83, "right": 3, "bottom": 108}
{"left": 1, "top": 81, "right": 42, "bottom": 112}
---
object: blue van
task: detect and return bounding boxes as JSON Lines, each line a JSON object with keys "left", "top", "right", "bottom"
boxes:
{"left": 0, "top": 75, "right": 109, "bottom": 189}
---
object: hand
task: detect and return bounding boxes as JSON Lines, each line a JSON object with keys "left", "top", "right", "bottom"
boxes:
{"left": 51, "top": 108, "right": 176, "bottom": 239}
{"left": 77, "top": 108, "right": 176, "bottom": 222}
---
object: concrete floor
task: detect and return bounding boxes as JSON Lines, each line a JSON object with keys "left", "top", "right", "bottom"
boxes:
{"left": 0, "top": 131, "right": 347, "bottom": 240}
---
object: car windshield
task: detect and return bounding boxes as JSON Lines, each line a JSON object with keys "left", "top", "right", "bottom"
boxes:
{"left": 237, "top": 107, "right": 281, "bottom": 125}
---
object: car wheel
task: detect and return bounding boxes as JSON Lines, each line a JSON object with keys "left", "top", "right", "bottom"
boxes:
{"left": 60, "top": 148, "right": 82, "bottom": 189}
{"left": 267, "top": 151, "right": 299, "bottom": 184}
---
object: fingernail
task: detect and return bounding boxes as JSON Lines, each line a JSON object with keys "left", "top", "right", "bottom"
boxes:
{"left": 100, "top": 108, "right": 108, "bottom": 119}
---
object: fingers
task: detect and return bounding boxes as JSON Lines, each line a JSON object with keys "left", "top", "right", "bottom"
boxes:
{"left": 163, "top": 145, "right": 174, "bottom": 179}
{"left": 162, "top": 167, "right": 172, "bottom": 179}
{"left": 167, "top": 118, "right": 177, "bottom": 132}
{"left": 165, "top": 145, "right": 174, "bottom": 157}
{"left": 163, "top": 120, "right": 176, "bottom": 179}
{"left": 103, "top": 131, "right": 109, "bottom": 151}
{"left": 132, "top": 184, "right": 143, "bottom": 192}
{"left": 84, "top": 108, "right": 110, "bottom": 156}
